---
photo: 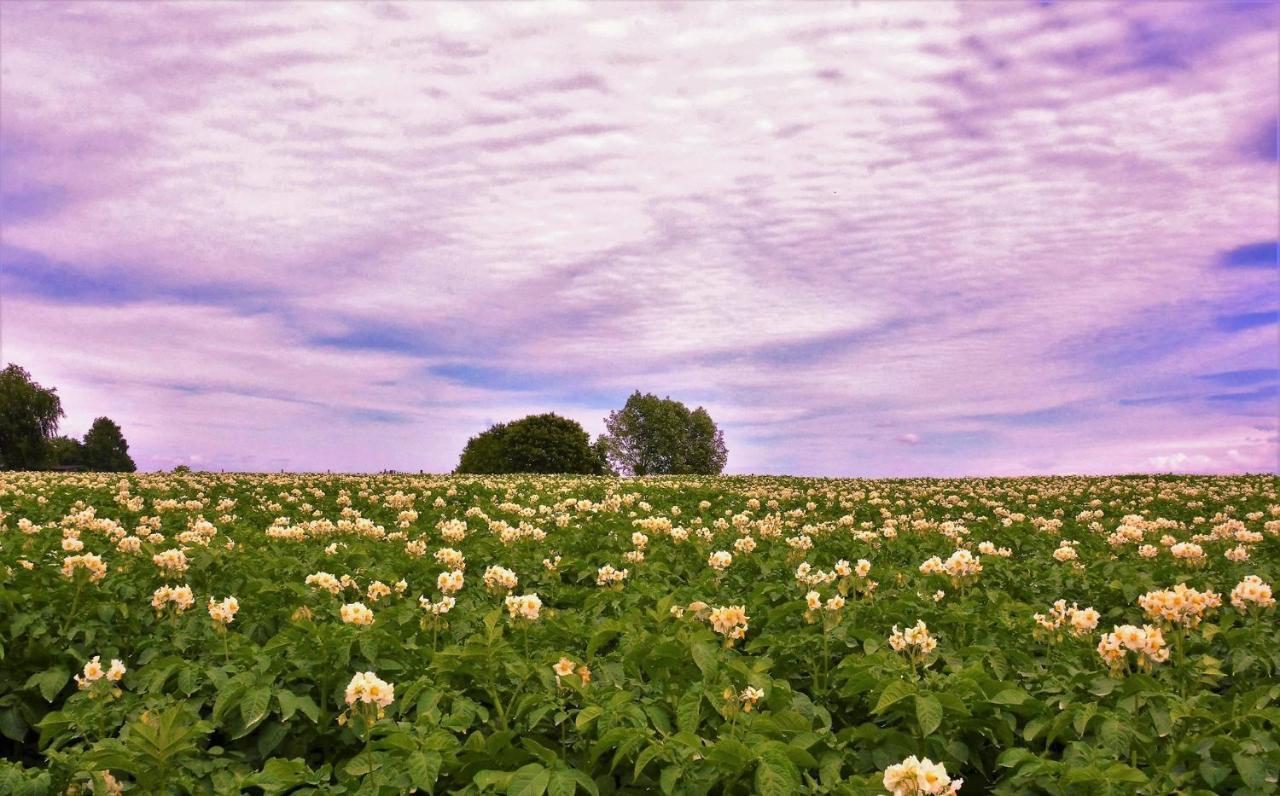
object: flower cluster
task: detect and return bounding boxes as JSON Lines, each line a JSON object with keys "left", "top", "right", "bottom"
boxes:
{"left": 1033, "top": 600, "right": 1099, "bottom": 639}
{"left": 305, "top": 571, "right": 342, "bottom": 594}
{"left": 152, "top": 548, "right": 189, "bottom": 574}
{"left": 804, "top": 590, "right": 845, "bottom": 614}
{"left": 437, "top": 570, "right": 464, "bottom": 595}
{"left": 1230, "top": 575, "right": 1275, "bottom": 612}
{"left": 596, "top": 564, "right": 628, "bottom": 587}
{"left": 977, "top": 541, "right": 1012, "bottom": 557}
{"left": 731, "top": 685, "right": 764, "bottom": 713}
{"left": 151, "top": 584, "right": 195, "bottom": 614}
{"left": 1051, "top": 541, "right": 1078, "bottom": 562}
{"left": 883, "top": 756, "right": 962, "bottom": 795}
{"left": 438, "top": 519, "right": 467, "bottom": 542}
{"left": 340, "top": 602, "right": 375, "bottom": 626}
{"left": 1097, "top": 624, "right": 1169, "bottom": 671}
{"left": 207, "top": 595, "right": 239, "bottom": 625}
{"left": 419, "top": 595, "right": 456, "bottom": 616}
{"left": 434, "top": 547, "right": 466, "bottom": 570}
{"left": 889, "top": 620, "right": 938, "bottom": 665}
{"left": 344, "top": 671, "right": 394, "bottom": 710}
{"left": 920, "top": 550, "right": 982, "bottom": 585}
{"left": 707, "top": 550, "right": 732, "bottom": 571}
{"left": 707, "top": 604, "right": 749, "bottom": 641}
{"left": 61, "top": 553, "right": 108, "bottom": 583}
{"left": 1137, "top": 584, "right": 1221, "bottom": 628}
{"left": 483, "top": 565, "right": 518, "bottom": 593}
{"left": 505, "top": 593, "right": 542, "bottom": 621}
{"left": 795, "top": 561, "right": 837, "bottom": 587}
{"left": 552, "top": 657, "right": 591, "bottom": 685}
{"left": 75, "top": 655, "right": 126, "bottom": 690}
{"left": 1169, "top": 541, "right": 1206, "bottom": 565}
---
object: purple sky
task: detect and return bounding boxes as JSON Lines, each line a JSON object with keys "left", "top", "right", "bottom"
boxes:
{"left": 1, "top": 1, "right": 1277, "bottom": 476}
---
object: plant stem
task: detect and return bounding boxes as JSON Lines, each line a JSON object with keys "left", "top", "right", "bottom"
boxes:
{"left": 62, "top": 581, "right": 83, "bottom": 637}
{"left": 820, "top": 627, "right": 830, "bottom": 693}
{"left": 364, "top": 721, "right": 377, "bottom": 792}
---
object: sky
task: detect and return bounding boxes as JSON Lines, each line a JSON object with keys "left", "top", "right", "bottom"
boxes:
{"left": 1, "top": 1, "right": 1277, "bottom": 476}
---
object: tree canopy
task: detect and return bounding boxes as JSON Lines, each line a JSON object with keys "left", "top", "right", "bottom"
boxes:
{"left": 599, "top": 391, "right": 727, "bottom": 475}
{"left": 81, "top": 417, "right": 137, "bottom": 473}
{"left": 456, "top": 413, "right": 605, "bottom": 475}
{"left": 0, "top": 364, "right": 65, "bottom": 470}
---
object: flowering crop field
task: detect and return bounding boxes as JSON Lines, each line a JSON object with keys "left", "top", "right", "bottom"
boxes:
{"left": 1, "top": 473, "right": 1278, "bottom": 795}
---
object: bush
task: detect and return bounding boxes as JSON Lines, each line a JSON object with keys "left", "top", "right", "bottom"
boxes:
{"left": 456, "top": 413, "right": 603, "bottom": 474}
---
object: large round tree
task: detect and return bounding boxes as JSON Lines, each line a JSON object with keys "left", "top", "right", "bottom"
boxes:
{"left": 599, "top": 391, "right": 727, "bottom": 475}
{"left": 455, "top": 413, "right": 603, "bottom": 474}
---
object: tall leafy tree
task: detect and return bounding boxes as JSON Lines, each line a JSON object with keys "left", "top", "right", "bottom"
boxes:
{"left": 599, "top": 391, "right": 727, "bottom": 475}
{"left": 0, "top": 364, "right": 64, "bottom": 470}
{"left": 81, "top": 417, "right": 137, "bottom": 472}
{"left": 456, "top": 413, "right": 603, "bottom": 474}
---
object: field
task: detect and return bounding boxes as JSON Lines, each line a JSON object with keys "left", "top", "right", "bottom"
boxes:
{"left": 0, "top": 473, "right": 1277, "bottom": 795}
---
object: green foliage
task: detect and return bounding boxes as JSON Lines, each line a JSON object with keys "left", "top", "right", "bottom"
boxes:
{"left": 0, "top": 364, "right": 64, "bottom": 470}
{"left": 457, "top": 414, "right": 602, "bottom": 475}
{"left": 0, "top": 472, "right": 1276, "bottom": 794}
{"left": 46, "top": 437, "right": 84, "bottom": 469}
{"left": 599, "top": 392, "right": 727, "bottom": 475}
{"left": 79, "top": 417, "right": 136, "bottom": 473}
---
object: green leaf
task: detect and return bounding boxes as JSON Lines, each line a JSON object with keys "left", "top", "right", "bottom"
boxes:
{"left": 27, "top": 668, "right": 70, "bottom": 703}
{"left": 754, "top": 749, "right": 802, "bottom": 796}
{"left": 915, "top": 694, "right": 943, "bottom": 737}
{"left": 408, "top": 751, "right": 442, "bottom": 792}
{"left": 634, "top": 743, "right": 663, "bottom": 780}
{"left": 0, "top": 708, "right": 27, "bottom": 742}
{"left": 690, "top": 642, "right": 718, "bottom": 679}
{"left": 990, "top": 687, "right": 1028, "bottom": 706}
{"left": 212, "top": 677, "right": 250, "bottom": 724}
{"left": 507, "top": 763, "right": 550, "bottom": 796}
{"left": 660, "top": 766, "right": 679, "bottom": 794}
{"left": 239, "top": 686, "right": 272, "bottom": 730}
{"left": 250, "top": 758, "right": 313, "bottom": 796}
{"left": 575, "top": 705, "right": 603, "bottom": 731}
{"left": 818, "top": 752, "right": 842, "bottom": 787}
{"left": 1199, "top": 758, "right": 1229, "bottom": 788}
{"left": 548, "top": 768, "right": 576, "bottom": 796}
{"left": 676, "top": 688, "right": 701, "bottom": 734}
{"left": 873, "top": 680, "right": 915, "bottom": 714}
{"left": 1232, "top": 754, "right": 1267, "bottom": 790}
{"left": 706, "top": 737, "right": 752, "bottom": 771}
{"left": 1100, "top": 763, "right": 1147, "bottom": 785}
{"left": 997, "top": 748, "right": 1033, "bottom": 768}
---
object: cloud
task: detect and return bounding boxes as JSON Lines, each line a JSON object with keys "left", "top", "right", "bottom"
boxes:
{"left": 0, "top": 0, "right": 1276, "bottom": 475}
{"left": 897, "top": 433, "right": 922, "bottom": 445}
{"left": 1147, "top": 452, "right": 1213, "bottom": 472}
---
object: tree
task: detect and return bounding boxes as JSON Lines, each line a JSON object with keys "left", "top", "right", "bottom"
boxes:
{"left": 455, "top": 413, "right": 603, "bottom": 475}
{"left": 591, "top": 437, "right": 616, "bottom": 476}
{"left": 48, "top": 436, "right": 85, "bottom": 469}
{"left": 81, "top": 417, "right": 136, "bottom": 473}
{"left": 599, "top": 391, "right": 727, "bottom": 475}
{"left": 0, "top": 364, "right": 64, "bottom": 470}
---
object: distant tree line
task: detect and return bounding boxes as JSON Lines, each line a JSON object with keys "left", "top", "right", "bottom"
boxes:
{"left": 0, "top": 364, "right": 136, "bottom": 472}
{"left": 455, "top": 391, "right": 727, "bottom": 476}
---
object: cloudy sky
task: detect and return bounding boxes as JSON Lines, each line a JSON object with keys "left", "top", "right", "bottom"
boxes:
{"left": 1, "top": 1, "right": 1277, "bottom": 476}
